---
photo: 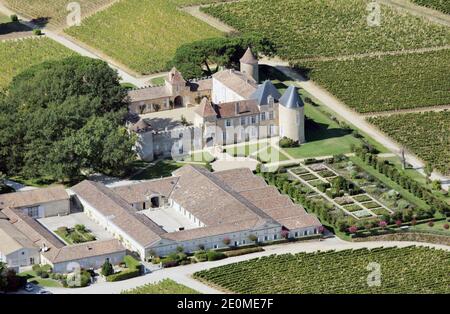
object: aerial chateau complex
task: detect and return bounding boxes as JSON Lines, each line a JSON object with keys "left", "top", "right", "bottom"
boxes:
{"left": 0, "top": 165, "right": 321, "bottom": 272}
{"left": 127, "top": 48, "right": 306, "bottom": 161}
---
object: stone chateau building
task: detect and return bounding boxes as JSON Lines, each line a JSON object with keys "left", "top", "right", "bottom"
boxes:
{"left": 128, "top": 48, "right": 306, "bottom": 161}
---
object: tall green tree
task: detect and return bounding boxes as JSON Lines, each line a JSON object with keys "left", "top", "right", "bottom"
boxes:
{"left": 0, "top": 56, "right": 135, "bottom": 183}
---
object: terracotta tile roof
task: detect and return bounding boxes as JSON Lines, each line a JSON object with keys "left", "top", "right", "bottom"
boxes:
{"left": 3, "top": 208, "right": 65, "bottom": 249}
{"left": 0, "top": 219, "right": 38, "bottom": 255}
{"left": 112, "top": 177, "right": 179, "bottom": 204}
{"left": 71, "top": 181, "right": 165, "bottom": 247}
{"left": 277, "top": 214, "right": 322, "bottom": 230}
{"left": 238, "top": 186, "right": 281, "bottom": 202}
{"left": 163, "top": 218, "right": 264, "bottom": 242}
{"left": 0, "top": 186, "right": 69, "bottom": 209}
{"left": 170, "top": 165, "right": 276, "bottom": 226}
{"left": 215, "top": 99, "right": 260, "bottom": 119}
{"left": 213, "top": 69, "right": 258, "bottom": 99}
{"left": 43, "top": 239, "right": 125, "bottom": 264}
{"left": 195, "top": 97, "right": 218, "bottom": 118}
{"left": 128, "top": 86, "right": 172, "bottom": 103}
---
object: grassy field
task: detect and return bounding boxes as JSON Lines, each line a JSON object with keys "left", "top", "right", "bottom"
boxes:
{"left": 130, "top": 160, "right": 185, "bottom": 180}
{"left": 122, "top": 279, "right": 199, "bottom": 294}
{"left": 65, "top": 0, "right": 223, "bottom": 74}
{"left": 298, "top": 50, "right": 450, "bottom": 113}
{"left": 0, "top": 37, "right": 76, "bottom": 89}
{"left": 18, "top": 271, "right": 63, "bottom": 288}
{"left": 411, "top": 0, "right": 450, "bottom": 14}
{"left": 203, "top": 0, "right": 450, "bottom": 61}
{"left": 194, "top": 246, "right": 450, "bottom": 293}
{"left": 368, "top": 111, "right": 450, "bottom": 176}
{"left": 411, "top": 219, "right": 450, "bottom": 235}
{"left": 0, "top": 12, "right": 10, "bottom": 23}
{"left": 2, "top": 0, "right": 117, "bottom": 28}
{"left": 284, "top": 103, "right": 361, "bottom": 159}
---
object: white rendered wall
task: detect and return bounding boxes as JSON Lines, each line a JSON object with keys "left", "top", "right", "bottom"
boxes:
{"left": 212, "top": 78, "right": 246, "bottom": 104}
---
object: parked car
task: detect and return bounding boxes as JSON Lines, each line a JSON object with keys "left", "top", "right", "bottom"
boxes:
{"left": 25, "top": 283, "right": 34, "bottom": 292}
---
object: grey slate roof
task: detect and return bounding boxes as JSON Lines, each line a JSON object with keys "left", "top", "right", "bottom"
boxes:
{"left": 240, "top": 47, "right": 258, "bottom": 65}
{"left": 279, "top": 85, "right": 304, "bottom": 108}
{"left": 250, "top": 80, "right": 282, "bottom": 106}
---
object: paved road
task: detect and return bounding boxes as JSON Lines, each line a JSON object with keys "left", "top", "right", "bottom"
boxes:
{"left": 259, "top": 57, "right": 450, "bottom": 191}
{"left": 362, "top": 104, "right": 450, "bottom": 117}
{"left": 44, "top": 236, "right": 449, "bottom": 294}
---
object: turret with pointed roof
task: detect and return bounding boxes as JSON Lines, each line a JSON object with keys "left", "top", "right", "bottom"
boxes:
{"left": 240, "top": 47, "right": 259, "bottom": 83}
{"left": 279, "top": 85, "right": 304, "bottom": 108}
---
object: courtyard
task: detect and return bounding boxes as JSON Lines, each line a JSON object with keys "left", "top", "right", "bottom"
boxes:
{"left": 139, "top": 207, "right": 199, "bottom": 233}
{"left": 37, "top": 212, "right": 113, "bottom": 243}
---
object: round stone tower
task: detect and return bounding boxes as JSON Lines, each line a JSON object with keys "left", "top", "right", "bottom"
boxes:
{"left": 240, "top": 47, "right": 259, "bottom": 83}
{"left": 278, "top": 86, "right": 305, "bottom": 143}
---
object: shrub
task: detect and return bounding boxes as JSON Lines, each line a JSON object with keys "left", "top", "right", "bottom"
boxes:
{"left": 65, "top": 270, "right": 91, "bottom": 288}
{"left": 33, "top": 29, "right": 42, "bottom": 36}
{"left": 248, "top": 234, "right": 258, "bottom": 242}
{"left": 428, "top": 221, "right": 434, "bottom": 227}
{"left": 124, "top": 255, "right": 141, "bottom": 271}
{"left": 279, "top": 137, "right": 299, "bottom": 148}
{"left": 10, "top": 15, "right": 18, "bottom": 22}
{"left": 101, "top": 259, "right": 114, "bottom": 276}
{"left": 224, "top": 247, "right": 264, "bottom": 257}
{"left": 106, "top": 269, "right": 140, "bottom": 282}
{"left": 207, "top": 251, "right": 226, "bottom": 261}
{"left": 223, "top": 238, "right": 231, "bottom": 246}
{"left": 443, "top": 224, "right": 449, "bottom": 230}
{"left": 348, "top": 226, "right": 358, "bottom": 234}
{"left": 395, "top": 220, "right": 402, "bottom": 227}
{"left": 194, "top": 251, "right": 208, "bottom": 262}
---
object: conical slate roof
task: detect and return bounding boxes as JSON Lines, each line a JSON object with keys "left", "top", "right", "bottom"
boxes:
{"left": 279, "top": 86, "right": 304, "bottom": 108}
{"left": 240, "top": 47, "right": 258, "bottom": 65}
{"left": 250, "top": 80, "right": 281, "bottom": 106}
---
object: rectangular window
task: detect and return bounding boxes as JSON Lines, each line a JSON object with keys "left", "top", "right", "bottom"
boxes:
{"left": 226, "top": 119, "right": 232, "bottom": 127}
{"left": 214, "top": 244, "right": 218, "bottom": 249}
{"left": 241, "top": 117, "right": 246, "bottom": 125}
{"left": 269, "top": 111, "right": 274, "bottom": 120}
{"left": 251, "top": 116, "right": 256, "bottom": 124}
{"left": 273, "top": 235, "right": 278, "bottom": 240}
{"left": 264, "top": 236, "right": 268, "bottom": 241}
{"left": 261, "top": 112, "right": 266, "bottom": 121}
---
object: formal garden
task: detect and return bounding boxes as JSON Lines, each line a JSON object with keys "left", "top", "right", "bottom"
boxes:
{"left": 54, "top": 224, "right": 96, "bottom": 244}
{"left": 194, "top": 246, "right": 450, "bottom": 294}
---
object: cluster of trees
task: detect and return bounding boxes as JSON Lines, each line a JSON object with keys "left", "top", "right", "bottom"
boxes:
{"left": 0, "top": 56, "right": 136, "bottom": 183}
{"left": 0, "top": 262, "right": 26, "bottom": 292}
{"left": 169, "top": 33, "right": 276, "bottom": 79}
{"left": 354, "top": 146, "right": 449, "bottom": 215}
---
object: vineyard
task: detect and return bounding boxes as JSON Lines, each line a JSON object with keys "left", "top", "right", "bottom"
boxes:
{"left": 194, "top": 246, "right": 450, "bottom": 294}
{"left": 65, "top": 0, "right": 222, "bottom": 74}
{"left": 0, "top": 37, "right": 76, "bottom": 89}
{"left": 121, "top": 279, "right": 199, "bottom": 294}
{"left": 299, "top": 49, "right": 450, "bottom": 112}
{"left": 1, "top": 0, "right": 117, "bottom": 28}
{"left": 202, "top": 0, "right": 450, "bottom": 61}
{"left": 368, "top": 111, "right": 450, "bottom": 175}
{"left": 411, "top": 0, "right": 450, "bottom": 14}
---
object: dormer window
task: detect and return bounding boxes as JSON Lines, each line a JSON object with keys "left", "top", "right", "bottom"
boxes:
{"left": 267, "top": 95, "right": 274, "bottom": 107}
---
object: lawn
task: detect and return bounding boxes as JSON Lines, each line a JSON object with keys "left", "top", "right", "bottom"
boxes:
{"left": 194, "top": 246, "right": 450, "bottom": 293}
{"left": 284, "top": 103, "right": 361, "bottom": 159}
{"left": 0, "top": 37, "right": 76, "bottom": 89}
{"left": 65, "top": 0, "right": 223, "bottom": 74}
{"left": 299, "top": 50, "right": 450, "bottom": 113}
{"left": 150, "top": 76, "right": 166, "bottom": 86}
{"left": 203, "top": 0, "right": 450, "bottom": 61}
{"left": 2, "top": 0, "right": 117, "bottom": 28}
{"left": 411, "top": 219, "right": 450, "bottom": 236}
{"left": 122, "top": 279, "right": 199, "bottom": 294}
{"left": 54, "top": 225, "right": 96, "bottom": 244}
{"left": 368, "top": 111, "right": 450, "bottom": 176}
{"left": 130, "top": 160, "right": 184, "bottom": 180}
{"left": 0, "top": 12, "right": 10, "bottom": 23}
{"left": 224, "top": 142, "right": 290, "bottom": 162}
{"left": 18, "top": 271, "right": 63, "bottom": 288}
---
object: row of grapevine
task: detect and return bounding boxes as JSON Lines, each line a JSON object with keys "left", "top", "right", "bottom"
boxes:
{"left": 368, "top": 111, "right": 450, "bottom": 175}
{"left": 65, "top": 0, "right": 222, "bottom": 74}
{"left": 0, "top": 37, "right": 76, "bottom": 89}
{"left": 194, "top": 246, "right": 450, "bottom": 294}
{"left": 411, "top": 0, "right": 450, "bottom": 14}
{"left": 203, "top": 0, "right": 450, "bottom": 61}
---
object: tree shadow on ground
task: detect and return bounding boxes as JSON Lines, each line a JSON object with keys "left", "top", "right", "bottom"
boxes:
{"left": 0, "top": 21, "right": 32, "bottom": 35}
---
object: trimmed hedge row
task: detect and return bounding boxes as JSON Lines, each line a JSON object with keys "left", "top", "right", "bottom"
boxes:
{"left": 106, "top": 269, "right": 140, "bottom": 282}
{"left": 224, "top": 247, "right": 264, "bottom": 257}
